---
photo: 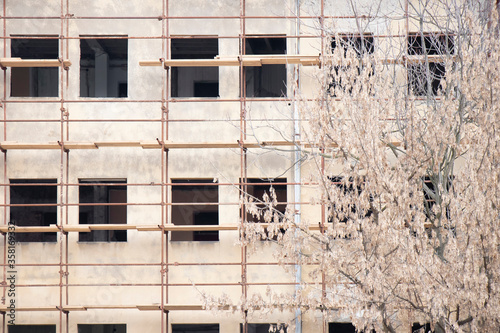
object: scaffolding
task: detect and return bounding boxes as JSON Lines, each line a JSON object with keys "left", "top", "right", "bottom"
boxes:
{"left": 0, "top": 0, "right": 418, "bottom": 332}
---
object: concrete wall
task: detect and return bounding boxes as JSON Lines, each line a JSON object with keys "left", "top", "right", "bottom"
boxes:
{"left": 0, "top": 0, "right": 417, "bottom": 332}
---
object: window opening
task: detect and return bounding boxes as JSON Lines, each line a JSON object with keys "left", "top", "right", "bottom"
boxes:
{"left": 328, "top": 177, "right": 372, "bottom": 224}
{"left": 329, "top": 323, "right": 357, "bottom": 333}
{"left": 79, "top": 179, "right": 127, "bottom": 242}
{"left": 80, "top": 37, "right": 128, "bottom": 97}
{"left": 329, "top": 34, "right": 374, "bottom": 96}
{"left": 407, "top": 33, "right": 454, "bottom": 96}
{"left": 171, "top": 179, "right": 219, "bottom": 241}
{"left": 331, "top": 34, "right": 374, "bottom": 57}
{"left": 171, "top": 38, "right": 219, "bottom": 97}
{"left": 172, "top": 324, "right": 219, "bottom": 333}
{"left": 412, "top": 323, "right": 433, "bottom": 333}
{"left": 242, "top": 178, "right": 287, "bottom": 223}
{"left": 78, "top": 324, "right": 126, "bottom": 333}
{"left": 9, "top": 179, "right": 57, "bottom": 242}
{"left": 245, "top": 37, "right": 287, "bottom": 97}
{"left": 242, "top": 178, "right": 287, "bottom": 240}
{"left": 8, "top": 325, "right": 56, "bottom": 333}
{"left": 11, "top": 38, "right": 59, "bottom": 97}
{"left": 329, "top": 323, "right": 374, "bottom": 333}
{"left": 423, "top": 176, "right": 453, "bottom": 222}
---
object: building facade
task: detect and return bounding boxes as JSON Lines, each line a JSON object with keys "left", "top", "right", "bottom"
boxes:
{"left": 0, "top": 0, "right": 457, "bottom": 332}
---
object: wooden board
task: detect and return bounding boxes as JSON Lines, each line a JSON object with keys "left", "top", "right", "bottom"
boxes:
{"left": 0, "top": 58, "right": 72, "bottom": 68}
{"left": 163, "top": 304, "right": 204, "bottom": 311}
{"left": 63, "top": 142, "right": 98, "bottom": 149}
{"left": 163, "top": 59, "right": 242, "bottom": 67}
{"left": 0, "top": 226, "right": 59, "bottom": 233}
{"left": 163, "top": 225, "right": 238, "bottom": 231}
{"left": 0, "top": 140, "right": 403, "bottom": 151}
{"left": 141, "top": 55, "right": 322, "bottom": 68}
{"left": 137, "top": 305, "right": 161, "bottom": 310}
{"left": 61, "top": 226, "right": 91, "bottom": 232}
{"left": 0, "top": 304, "right": 205, "bottom": 312}
{"left": 95, "top": 141, "right": 142, "bottom": 147}
{"left": 60, "top": 306, "right": 87, "bottom": 311}
{"left": 136, "top": 225, "right": 162, "bottom": 231}
{"left": 0, "top": 142, "right": 61, "bottom": 149}
{"left": 88, "top": 224, "right": 135, "bottom": 231}
{"left": 139, "top": 60, "right": 163, "bottom": 66}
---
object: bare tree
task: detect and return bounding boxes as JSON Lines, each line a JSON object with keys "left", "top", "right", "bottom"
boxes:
{"left": 204, "top": 1, "right": 500, "bottom": 332}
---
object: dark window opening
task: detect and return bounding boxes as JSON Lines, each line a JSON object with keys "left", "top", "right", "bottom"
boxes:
{"left": 329, "top": 323, "right": 375, "bottom": 333}
{"left": 242, "top": 178, "right": 287, "bottom": 223}
{"left": 241, "top": 324, "right": 287, "bottom": 333}
{"left": 329, "top": 323, "right": 356, "bottom": 333}
{"left": 80, "top": 38, "right": 128, "bottom": 97}
{"left": 79, "top": 180, "right": 127, "bottom": 242}
{"left": 408, "top": 62, "right": 446, "bottom": 96}
{"left": 329, "top": 34, "right": 374, "bottom": 97}
{"left": 172, "top": 324, "right": 219, "bottom": 333}
{"left": 407, "top": 35, "right": 454, "bottom": 56}
{"left": 11, "top": 38, "right": 59, "bottom": 97}
{"left": 171, "top": 38, "right": 219, "bottom": 98}
{"left": 8, "top": 325, "right": 56, "bottom": 333}
{"left": 242, "top": 178, "right": 287, "bottom": 240}
{"left": 407, "top": 34, "right": 454, "bottom": 96}
{"left": 245, "top": 37, "right": 286, "bottom": 97}
{"left": 10, "top": 179, "right": 57, "bottom": 242}
{"left": 78, "top": 325, "right": 126, "bottom": 333}
{"left": 331, "top": 34, "right": 374, "bottom": 57}
{"left": 171, "top": 179, "right": 219, "bottom": 241}
{"left": 328, "top": 177, "right": 372, "bottom": 224}
{"left": 423, "top": 176, "right": 453, "bottom": 223}
{"left": 194, "top": 82, "right": 218, "bottom": 97}
{"left": 412, "top": 323, "right": 433, "bottom": 333}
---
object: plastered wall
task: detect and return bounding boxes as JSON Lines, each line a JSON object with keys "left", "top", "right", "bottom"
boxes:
{"left": 0, "top": 0, "right": 420, "bottom": 332}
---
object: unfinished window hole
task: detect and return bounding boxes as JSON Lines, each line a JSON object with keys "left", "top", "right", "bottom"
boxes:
{"left": 407, "top": 34, "right": 454, "bottom": 96}
{"left": 11, "top": 37, "right": 59, "bottom": 97}
{"left": 8, "top": 325, "right": 56, "bottom": 333}
{"left": 9, "top": 179, "right": 57, "bottom": 242}
{"left": 79, "top": 179, "right": 127, "bottom": 242}
{"left": 245, "top": 37, "right": 287, "bottom": 97}
{"left": 171, "top": 179, "right": 219, "bottom": 241}
{"left": 171, "top": 38, "right": 219, "bottom": 98}
{"left": 80, "top": 37, "right": 128, "bottom": 98}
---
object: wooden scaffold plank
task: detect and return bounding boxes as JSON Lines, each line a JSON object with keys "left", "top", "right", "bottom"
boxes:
{"left": 0, "top": 58, "right": 72, "bottom": 68}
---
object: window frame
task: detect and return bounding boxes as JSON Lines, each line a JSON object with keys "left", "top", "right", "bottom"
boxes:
{"left": 407, "top": 32, "right": 455, "bottom": 96}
